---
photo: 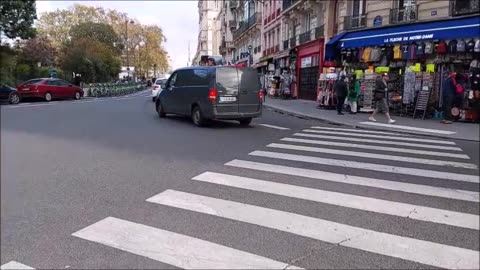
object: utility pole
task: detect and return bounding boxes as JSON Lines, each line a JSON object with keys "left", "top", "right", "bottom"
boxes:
{"left": 187, "top": 41, "right": 191, "bottom": 66}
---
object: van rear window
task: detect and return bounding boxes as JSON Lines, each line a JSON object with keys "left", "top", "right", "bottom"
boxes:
{"left": 216, "top": 68, "right": 239, "bottom": 95}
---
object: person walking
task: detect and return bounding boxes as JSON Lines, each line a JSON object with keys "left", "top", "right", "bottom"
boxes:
{"left": 335, "top": 75, "right": 348, "bottom": 115}
{"left": 347, "top": 74, "right": 360, "bottom": 114}
{"left": 441, "top": 72, "right": 463, "bottom": 124}
{"left": 369, "top": 73, "right": 396, "bottom": 123}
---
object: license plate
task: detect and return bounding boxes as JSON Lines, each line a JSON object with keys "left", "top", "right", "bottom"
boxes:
{"left": 219, "top": 96, "right": 237, "bottom": 102}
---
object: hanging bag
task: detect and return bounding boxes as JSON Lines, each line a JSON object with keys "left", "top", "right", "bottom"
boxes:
{"left": 452, "top": 77, "right": 464, "bottom": 94}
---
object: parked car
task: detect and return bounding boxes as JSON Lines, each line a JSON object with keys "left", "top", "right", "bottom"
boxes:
{"left": 151, "top": 78, "right": 167, "bottom": 102}
{"left": 155, "top": 66, "right": 262, "bottom": 127}
{"left": 16, "top": 78, "right": 84, "bottom": 102}
{"left": 0, "top": 84, "right": 21, "bottom": 104}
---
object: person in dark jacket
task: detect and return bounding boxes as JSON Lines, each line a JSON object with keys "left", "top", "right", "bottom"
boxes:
{"left": 335, "top": 75, "right": 348, "bottom": 115}
{"left": 369, "top": 73, "right": 396, "bottom": 123}
{"left": 441, "top": 72, "right": 461, "bottom": 124}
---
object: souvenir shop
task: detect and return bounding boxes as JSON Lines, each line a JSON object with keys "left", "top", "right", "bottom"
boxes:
{"left": 321, "top": 15, "right": 480, "bottom": 122}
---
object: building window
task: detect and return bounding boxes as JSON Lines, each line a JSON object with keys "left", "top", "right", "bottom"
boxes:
{"left": 451, "top": 0, "right": 480, "bottom": 16}
{"left": 304, "top": 13, "right": 311, "bottom": 31}
{"left": 352, "top": 0, "right": 367, "bottom": 16}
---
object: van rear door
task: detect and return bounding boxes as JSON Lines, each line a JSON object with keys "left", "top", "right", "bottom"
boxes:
{"left": 215, "top": 67, "right": 239, "bottom": 114}
{"left": 238, "top": 68, "right": 261, "bottom": 114}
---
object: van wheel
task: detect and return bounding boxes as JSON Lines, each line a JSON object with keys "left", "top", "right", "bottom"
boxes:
{"left": 156, "top": 101, "right": 166, "bottom": 118}
{"left": 44, "top": 92, "right": 52, "bottom": 102}
{"left": 192, "top": 106, "right": 206, "bottom": 127}
{"left": 239, "top": 118, "right": 252, "bottom": 126}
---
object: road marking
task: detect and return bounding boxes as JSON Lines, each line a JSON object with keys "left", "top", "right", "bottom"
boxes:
{"left": 302, "top": 129, "right": 456, "bottom": 145}
{"left": 1, "top": 261, "right": 34, "bottom": 269}
{"left": 293, "top": 133, "right": 463, "bottom": 151}
{"left": 267, "top": 143, "right": 477, "bottom": 169}
{"left": 2, "top": 103, "right": 54, "bottom": 109}
{"left": 193, "top": 172, "right": 479, "bottom": 229}
{"left": 358, "top": 122, "right": 457, "bottom": 135}
{"left": 72, "top": 217, "right": 298, "bottom": 269}
{"left": 225, "top": 160, "right": 479, "bottom": 202}
{"left": 257, "top": 124, "right": 291, "bottom": 130}
{"left": 310, "top": 126, "right": 403, "bottom": 136}
{"left": 148, "top": 190, "right": 479, "bottom": 269}
{"left": 249, "top": 151, "right": 480, "bottom": 183}
{"left": 281, "top": 137, "right": 470, "bottom": 159}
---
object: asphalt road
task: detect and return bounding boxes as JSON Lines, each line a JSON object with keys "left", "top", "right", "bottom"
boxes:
{"left": 1, "top": 91, "right": 479, "bottom": 269}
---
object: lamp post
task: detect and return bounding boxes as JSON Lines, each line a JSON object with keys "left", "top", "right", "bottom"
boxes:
{"left": 125, "top": 19, "right": 134, "bottom": 80}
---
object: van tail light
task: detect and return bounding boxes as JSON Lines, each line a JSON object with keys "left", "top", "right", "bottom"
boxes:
{"left": 208, "top": 88, "right": 217, "bottom": 102}
{"left": 258, "top": 89, "right": 263, "bottom": 101}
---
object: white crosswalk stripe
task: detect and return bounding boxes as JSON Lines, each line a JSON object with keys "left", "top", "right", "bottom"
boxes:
{"left": 280, "top": 137, "right": 471, "bottom": 159}
{"left": 192, "top": 172, "right": 479, "bottom": 229}
{"left": 72, "top": 125, "right": 479, "bottom": 269}
{"left": 250, "top": 150, "right": 479, "bottom": 183}
{"left": 267, "top": 143, "right": 478, "bottom": 169}
{"left": 293, "top": 132, "right": 463, "bottom": 151}
{"left": 225, "top": 159, "right": 479, "bottom": 202}
{"left": 72, "top": 217, "right": 299, "bottom": 269}
{"left": 302, "top": 129, "right": 457, "bottom": 145}
{"left": 310, "top": 126, "right": 404, "bottom": 135}
{"left": 1, "top": 261, "right": 34, "bottom": 270}
{"left": 147, "top": 190, "right": 479, "bottom": 270}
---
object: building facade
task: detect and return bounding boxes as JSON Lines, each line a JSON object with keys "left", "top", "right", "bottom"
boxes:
{"left": 218, "top": 0, "right": 236, "bottom": 63}
{"left": 193, "top": 0, "right": 221, "bottom": 65}
{"left": 229, "top": 0, "right": 263, "bottom": 67}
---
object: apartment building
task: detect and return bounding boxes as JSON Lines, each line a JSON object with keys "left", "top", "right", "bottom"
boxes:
{"left": 230, "top": 0, "right": 263, "bottom": 66}
{"left": 218, "top": 0, "right": 236, "bottom": 63}
{"left": 193, "top": 0, "right": 221, "bottom": 65}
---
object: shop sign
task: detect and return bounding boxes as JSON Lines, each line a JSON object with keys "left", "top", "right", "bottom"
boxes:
{"left": 373, "top": 16, "right": 382, "bottom": 26}
{"left": 384, "top": 33, "right": 434, "bottom": 43}
{"left": 301, "top": 57, "right": 312, "bottom": 68}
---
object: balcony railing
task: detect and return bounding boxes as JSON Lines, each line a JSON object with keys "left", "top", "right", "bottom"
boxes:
{"left": 290, "top": 36, "right": 296, "bottom": 47}
{"left": 344, "top": 14, "right": 367, "bottom": 30}
{"left": 390, "top": 6, "right": 418, "bottom": 24}
{"left": 229, "top": 20, "right": 237, "bottom": 29}
{"left": 299, "top": 30, "right": 311, "bottom": 44}
{"left": 275, "top": 44, "right": 280, "bottom": 53}
{"left": 232, "top": 12, "right": 261, "bottom": 41}
{"left": 283, "top": 39, "right": 289, "bottom": 50}
{"left": 283, "top": 0, "right": 298, "bottom": 11}
{"left": 229, "top": 0, "right": 237, "bottom": 9}
{"left": 450, "top": 0, "right": 480, "bottom": 16}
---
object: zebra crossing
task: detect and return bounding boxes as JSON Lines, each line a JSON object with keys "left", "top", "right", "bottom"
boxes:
{"left": 71, "top": 125, "right": 479, "bottom": 269}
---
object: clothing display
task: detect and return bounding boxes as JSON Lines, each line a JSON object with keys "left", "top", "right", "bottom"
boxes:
{"left": 403, "top": 71, "right": 416, "bottom": 104}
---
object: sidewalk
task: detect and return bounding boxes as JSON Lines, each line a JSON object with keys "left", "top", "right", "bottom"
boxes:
{"left": 263, "top": 98, "right": 480, "bottom": 142}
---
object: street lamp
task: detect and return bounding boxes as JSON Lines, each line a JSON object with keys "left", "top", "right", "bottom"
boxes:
{"left": 125, "top": 19, "right": 134, "bottom": 80}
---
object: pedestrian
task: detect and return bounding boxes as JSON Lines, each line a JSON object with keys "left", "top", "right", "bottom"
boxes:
{"left": 369, "top": 73, "right": 396, "bottom": 123}
{"left": 334, "top": 75, "right": 348, "bottom": 115}
{"left": 347, "top": 74, "right": 360, "bottom": 114}
{"left": 441, "top": 72, "right": 462, "bottom": 124}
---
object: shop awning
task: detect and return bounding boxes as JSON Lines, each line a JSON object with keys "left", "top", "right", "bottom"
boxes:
{"left": 325, "top": 32, "right": 347, "bottom": 60}
{"left": 331, "top": 15, "right": 480, "bottom": 50}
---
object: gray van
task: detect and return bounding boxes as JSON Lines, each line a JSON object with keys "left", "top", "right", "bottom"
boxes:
{"left": 155, "top": 66, "right": 263, "bottom": 126}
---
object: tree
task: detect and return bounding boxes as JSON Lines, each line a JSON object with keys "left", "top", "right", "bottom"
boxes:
{"left": 0, "top": 0, "right": 37, "bottom": 40}
{"left": 20, "top": 35, "right": 56, "bottom": 67}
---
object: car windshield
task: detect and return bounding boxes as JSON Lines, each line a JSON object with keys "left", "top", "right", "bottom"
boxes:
{"left": 2, "top": 1, "right": 477, "bottom": 270}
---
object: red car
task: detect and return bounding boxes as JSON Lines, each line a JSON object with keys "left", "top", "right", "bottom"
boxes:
{"left": 16, "top": 78, "right": 84, "bottom": 102}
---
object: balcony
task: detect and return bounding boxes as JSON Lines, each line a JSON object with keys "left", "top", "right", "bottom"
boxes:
{"left": 299, "top": 30, "right": 311, "bottom": 44}
{"left": 314, "top": 25, "right": 324, "bottom": 39}
{"left": 344, "top": 14, "right": 367, "bottom": 30}
{"left": 283, "top": 0, "right": 298, "bottom": 12}
{"left": 283, "top": 39, "right": 289, "bottom": 50}
{"left": 290, "top": 36, "right": 297, "bottom": 47}
{"left": 229, "top": 20, "right": 237, "bottom": 29}
{"left": 450, "top": 0, "right": 480, "bottom": 16}
{"left": 390, "top": 6, "right": 418, "bottom": 24}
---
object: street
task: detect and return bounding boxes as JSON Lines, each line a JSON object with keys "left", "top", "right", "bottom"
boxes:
{"left": 1, "top": 91, "right": 479, "bottom": 269}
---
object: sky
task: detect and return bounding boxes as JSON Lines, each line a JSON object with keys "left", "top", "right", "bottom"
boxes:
{"left": 36, "top": 0, "right": 199, "bottom": 70}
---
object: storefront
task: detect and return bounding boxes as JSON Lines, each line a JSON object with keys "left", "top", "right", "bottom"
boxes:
{"left": 296, "top": 39, "right": 325, "bottom": 100}
{"left": 324, "top": 15, "right": 480, "bottom": 121}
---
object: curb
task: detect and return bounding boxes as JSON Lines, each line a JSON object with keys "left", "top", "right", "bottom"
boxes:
{"left": 263, "top": 103, "right": 479, "bottom": 142}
